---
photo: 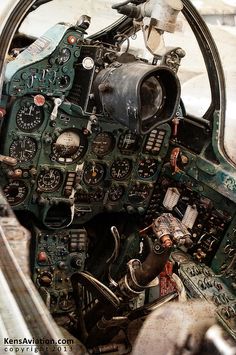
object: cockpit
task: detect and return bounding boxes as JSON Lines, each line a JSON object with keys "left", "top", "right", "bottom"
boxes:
{"left": 0, "top": 1, "right": 235, "bottom": 354}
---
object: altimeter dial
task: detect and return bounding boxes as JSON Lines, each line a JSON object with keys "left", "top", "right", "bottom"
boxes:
{"left": 16, "top": 104, "right": 43, "bottom": 132}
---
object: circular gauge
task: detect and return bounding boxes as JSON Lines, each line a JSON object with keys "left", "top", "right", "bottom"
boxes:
{"left": 118, "top": 131, "right": 140, "bottom": 154}
{"left": 91, "top": 188, "right": 104, "bottom": 202}
{"left": 37, "top": 169, "right": 62, "bottom": 192}
{"left": 3, "top": 180, "right": 28, "bottom": 206}
{"left": 9, "top": 137, "right": 37, "bottom": 163}
{"left": 91, "top": 132, "right": 115, "bottom": 156}
{"left": 16, "top": 103, "right": 43, "bottom": 132}
{"left": 110, "top": 158, "right": 132, "bottom": 180}
{"left": 82, "top": 57, "right": 94, "bottom": 70}
{"left": 137, "top": 158, "right": 158, "bottom": 179}
{"left": 83, "top": 163, "right": 105, "bottom": 185}
{"left": 128, "top": 183, "right": 150, "bottom": 203}
{"left": 57, "top": 48, "right": 71, "bottom": 64}
{"left": 58, "top": 75, "right": 70, "bottom": 89}
{"left": 108, "top": 185, "right": 124, "bottom": 202}
{"left": 52, "top": 129, "right": 87, "bottom": 164}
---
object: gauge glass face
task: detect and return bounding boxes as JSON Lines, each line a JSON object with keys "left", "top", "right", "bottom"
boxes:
{"left": 83, "top": 163, "right": 105, "bottom": 185}
{"left": 9, "top": 137, "right": 37, "bottom": 163}
{"left": 16, "top": 104, "right": 43, "bottom": 132}
{"left": 3, "top": 180, "right": 28, "bottom": 206}
{"left": 118, "top": 131, "right": 140, "bottom": 154}
{"left": 37, "top": 169, "right": 62, "bottom": 192}
{"left": 110, "top": 158, "right": 132, "bottom": 180}
{"left": 128, "top": 183, "right": 150, "bottom": 203}
{"left": 108, "top": 185, "right": 124, "bottom": 201}
{"left": 52, "top": 130, "right": 87, "bottom": 164}
{"left": 91, "top": 132, "right": 115, "bottom": 156}
{"left": 137, "top": 158, "right": 158, "bottom": 179}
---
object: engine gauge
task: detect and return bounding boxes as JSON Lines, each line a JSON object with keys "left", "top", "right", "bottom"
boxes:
{"left": 16, "top": 104, "right": 43, "bottom": 132}
{"left": 118, "top": 131, "right": 140, "bottom": 154}
{"left": 52, "top": 129, "right": 87, "bottom": 164}
{"left": 9, "top": 137, "right": 37, "bottom": 163}
{"left": 37, "top": 168, "right": 62, "bottom": 192}
{"left": 91, "top": 132, "right": 115, "bottom": 156}
{"left": 128, "top": 183, "right": 150, "bottom": 203}
{"left": 108, "top": 185, "right": 124, "bottom": 202}
{"left": 3, "top": 180, "right": 28, "bottom": 206}
{"left": 110, "top": 158, "right": 132, "bottom": 180}
{"left": 83, "top": 162, "right": 105, "bottom": 186}
{"left": 137, "top": 158, "right": 158, "bottom": 179}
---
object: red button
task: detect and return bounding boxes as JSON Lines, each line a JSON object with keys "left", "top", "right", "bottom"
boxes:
{"left": 38, "top": 251, "right": 47, "bottom": 262}
{"left": 67, "top": 35, "right": 76, "bottom": 44}
{"left": 34, "top": 94, "right": 45, "bottom": 107}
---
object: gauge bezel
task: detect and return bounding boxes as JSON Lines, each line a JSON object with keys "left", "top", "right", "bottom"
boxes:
{"left": 16, "top": 102, "right": 44, "bottom": 132}
{"left": 37, "top": 168, "right": 63, "bottom": 192}
{"left": 108, "top": 185, "right": 124, "bottom": 202}
{"left": 91, "top": 131, "right": 115, "bottom": 156}
{"left": 110, "top": 158, "right": 132, "bottom": 181}
{"left": 83, "top": 162, "right": 105, "bottom": 186}
{"left": 128, "top": 183, "right": 150, "bottom": 203}
{"left": 3, "top": 180, "right": 28, "bottom": 206}
{"left": 57, "top": 47, "right": 71, "bottom": 65}
{"left": 9, "top": 136, "right": 37, "bottom": 163}
{"left": 137, "top": 158, "right": 158, "bottom": 179}
{"left": 118, "top": 131, "right": 140, "bottom": 155}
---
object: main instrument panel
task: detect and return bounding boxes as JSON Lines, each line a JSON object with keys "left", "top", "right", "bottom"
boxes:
{"left": 1, "top": 97, "right": 171, "bottom": 227}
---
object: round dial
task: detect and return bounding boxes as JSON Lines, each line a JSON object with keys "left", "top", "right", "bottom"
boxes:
{"left": 128, "top": 183, "right": 150, "bottom": 203}
{"left": 3, "top": 180, "right": 28, "bottom": 206}
{"left": 108, "top": 185, "right": 124, "bottom": 202}
{"left": 118, "top": 131, "right": 140, "bottom": 154}
{"left": 57, "top": 48, "right": 71, "bottom": 64}
{"left": 58, "top": 75, "right": 70, "bottom": 89}
{"left": 52, "top": 129, "right": 87, "bottom": 164}
{"left": 91, "top": 188, "right": 104, "bottom": 202}
{"left": 137, "top": 158, "right": 158, "bottom": 179}
{"left": 9, "top": 137, "right": 37, "bottom": 163}
{"left": 16, "top": 104, "right": 43, "bottom": 132}
{"left": 110, "top": 158, "right": 132, "bottom": 180}
{"left": 83, "top": 163, "right": 105, "bottom": 186}
{"left": 37, "top": 169, "right": 62, "bottom": 192}
{"left": 91, "top": 132, "right": 115, "bottom": 156}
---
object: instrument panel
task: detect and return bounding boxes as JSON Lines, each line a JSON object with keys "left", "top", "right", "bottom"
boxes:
{"left": 0, "top": 95, "right": 171, "bottom": 226}
{"left": 0, "top": 23, "right": 174, "bottom": 228}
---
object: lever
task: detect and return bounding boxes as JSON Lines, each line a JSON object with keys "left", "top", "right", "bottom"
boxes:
{"left": 106, "top": 226, "right": 121, "bottom": 288}
{"left": 50, "top": 97, "right": 63, "bottom": 121}
{"left": 0, "top": 155, "right": 17, "bottom": 166}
